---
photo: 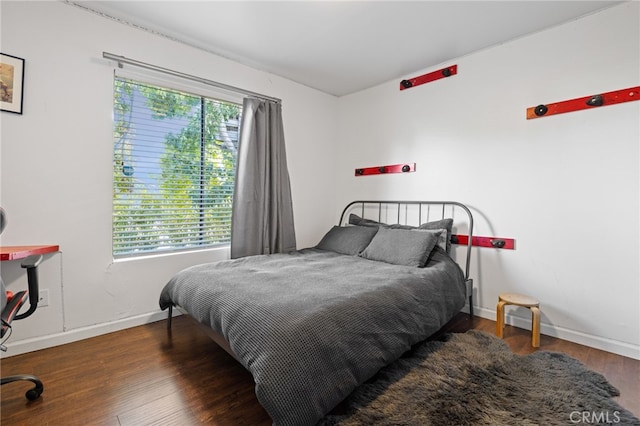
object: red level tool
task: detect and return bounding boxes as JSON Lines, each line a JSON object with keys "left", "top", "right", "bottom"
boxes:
{"left": 452, "top": 235, "right": 515, "bottom": 250}
{"left": 400, "top": 65, "right": 457, "bottom": 91}
{"left": 355, "top": 163, "right": 416, "bottom": 176}
{"left": 527, "top": 86, "right": 640, "bottom": 119}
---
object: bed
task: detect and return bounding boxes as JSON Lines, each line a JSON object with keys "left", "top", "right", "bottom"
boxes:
{"left": 159, "top": 200, "right": 474, "bottom": 425}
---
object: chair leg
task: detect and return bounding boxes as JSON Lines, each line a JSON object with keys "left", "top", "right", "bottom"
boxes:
{"left": 496, "top": 300, "right": 507, "bottom": 338}
{"left": 1, "top": 374, "right": 44, "bottom": 400}
{"left": 531, "top": 306, "right": 541, "bottom": 348}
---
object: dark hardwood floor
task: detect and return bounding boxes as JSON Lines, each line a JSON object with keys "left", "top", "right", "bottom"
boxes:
{"left": 1, "top": 314, "right": 638, "bottom": 425}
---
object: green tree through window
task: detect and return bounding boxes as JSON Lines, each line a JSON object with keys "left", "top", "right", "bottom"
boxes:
{"left": 113, "top": 77, "right": 241, "bottom": 257}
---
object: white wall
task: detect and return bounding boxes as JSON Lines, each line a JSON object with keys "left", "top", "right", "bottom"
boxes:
{"left": 335, "top": 2, "right": 639, "bottom": 358}
{"left": 1, "top": 2, "right": 638, "bottom": 360}
{"left": 0, "top": 1, "right": 338, "bottom": 355}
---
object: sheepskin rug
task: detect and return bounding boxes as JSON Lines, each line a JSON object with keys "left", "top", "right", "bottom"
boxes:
{"left": 320, "top": 330, "right": 639, "bottom": 425}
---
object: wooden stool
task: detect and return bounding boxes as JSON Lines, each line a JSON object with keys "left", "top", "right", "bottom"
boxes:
{"left": 496, "top": 292, "right": 540, "bottom": 347}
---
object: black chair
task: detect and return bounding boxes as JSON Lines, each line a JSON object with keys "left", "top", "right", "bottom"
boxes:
{"left": 1, "top": 208, "right": 44, "bottom": 400}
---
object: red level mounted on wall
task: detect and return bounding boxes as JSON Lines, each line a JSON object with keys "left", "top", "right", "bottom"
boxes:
{"left": 452, "top": 235, "right": 515, "bottom": 250}
{"left": 355, "top": 163, "right": 416, "bottom": 176}
{"left": 527, "top": 86, "right": 640, "bottom": 119}
{"left": 400, "top": 65, "right": 457, "bottom": 91}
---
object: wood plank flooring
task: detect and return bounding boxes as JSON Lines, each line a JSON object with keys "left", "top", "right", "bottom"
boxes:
{"left": 1, "top": 314, "right": 638, "bottom": 425}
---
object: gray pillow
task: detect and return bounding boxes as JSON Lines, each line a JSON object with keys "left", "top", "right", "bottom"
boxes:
{"left": 349, "top": 214, "right": 454, "bottom": 253}
{"left": 348, "top": 213, "right": 382, "bottom": 227}
{"left": 316, "top": 225, "right": 379, "bottom": 255}
{"left": 359, "top": 227, "right": 441, "bottom": 267}
{"left": 419, "top": 218, "right": 453, "bottom": 252}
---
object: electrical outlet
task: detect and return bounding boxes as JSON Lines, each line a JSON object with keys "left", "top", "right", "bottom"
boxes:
{"left": 39, "top": 289, "right": 49, "bottom": 307}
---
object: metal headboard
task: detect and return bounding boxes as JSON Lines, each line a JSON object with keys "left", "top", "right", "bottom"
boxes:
{"left": 339, "top": 200, "right": 475, "bottom": 317}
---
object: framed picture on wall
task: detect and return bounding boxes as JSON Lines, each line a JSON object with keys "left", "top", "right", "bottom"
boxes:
{"left": 1, "top": 53, "right": 25, "bottom": 114}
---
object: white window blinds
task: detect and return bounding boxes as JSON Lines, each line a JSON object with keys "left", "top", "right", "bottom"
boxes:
{"left": 112, "top": 77, "right": 241, "bottom": 257}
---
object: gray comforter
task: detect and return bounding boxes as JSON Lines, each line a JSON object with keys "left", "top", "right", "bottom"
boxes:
{"left": 159, "top": 247, "right": 466, "bottom": 425}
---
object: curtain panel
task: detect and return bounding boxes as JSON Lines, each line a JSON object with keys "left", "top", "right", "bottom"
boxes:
{"left": 230, "top": 98, "right": 296, "bottom": 258}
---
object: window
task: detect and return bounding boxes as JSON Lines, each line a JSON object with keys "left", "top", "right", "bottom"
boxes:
{"left": 112, "top": 77, "right": 242, "bottom": 257}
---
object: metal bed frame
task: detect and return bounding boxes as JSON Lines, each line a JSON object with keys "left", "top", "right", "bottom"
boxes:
{"left": 168, "top": 200, "right": 475, "bottom": 334}
{"left": 161, "top": 200, "right": 476, "bottom": 424}
{"left": 339, "top": 200, "right": 475, "bottom": 318}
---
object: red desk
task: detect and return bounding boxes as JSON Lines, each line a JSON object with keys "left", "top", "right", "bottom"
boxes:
{"left": 0, "top": 245, "right": 60, "bottom": 261}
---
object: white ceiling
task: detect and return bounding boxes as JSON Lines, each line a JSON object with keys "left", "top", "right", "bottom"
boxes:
{"left": 70, "top": 1, "right": 622, "bottom": 97}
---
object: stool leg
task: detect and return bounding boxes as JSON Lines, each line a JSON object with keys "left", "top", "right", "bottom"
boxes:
{"left": 531, "top": 306, "right": 540, "bottom": 348}
{"left": 496, "top": 300, "right": 506, "bottom": 338}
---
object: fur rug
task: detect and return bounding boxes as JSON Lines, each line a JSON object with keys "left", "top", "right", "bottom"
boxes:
{"left": 319, "top": 331, "right": 639, "bottom": 425}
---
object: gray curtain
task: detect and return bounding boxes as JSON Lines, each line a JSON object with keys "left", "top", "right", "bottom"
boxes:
{"left": 230, "top": 98, "right": 296, "bottom": 258}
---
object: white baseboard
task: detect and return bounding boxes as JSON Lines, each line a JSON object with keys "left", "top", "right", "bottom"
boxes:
{"left": 1, "top": 310, "right": 176, "bottom": 358}
{"left": 473, "top": 306, "right": 640, "bottom": 360}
